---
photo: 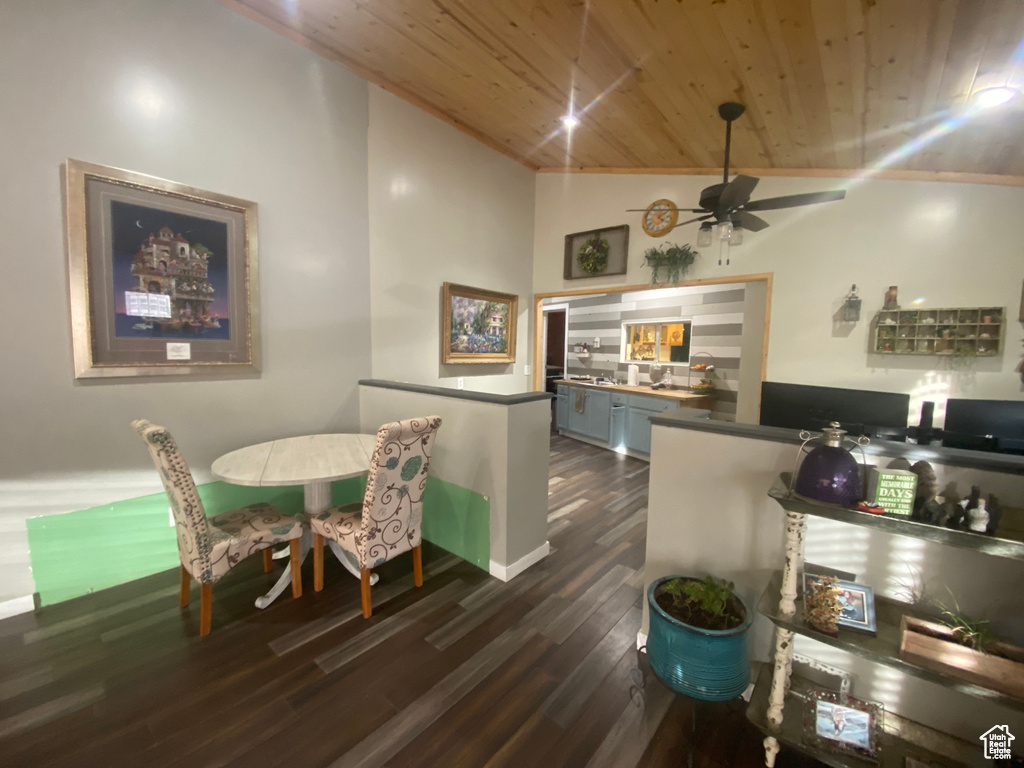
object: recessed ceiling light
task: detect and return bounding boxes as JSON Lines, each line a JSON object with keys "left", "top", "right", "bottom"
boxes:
{"left": 560, "top": 114, "right": 580, "bottom": 130}
{"left": 971, "top": 86, "right": 1020, "bottom": 108}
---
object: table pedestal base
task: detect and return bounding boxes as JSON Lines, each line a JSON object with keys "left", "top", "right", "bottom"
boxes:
{"left": 255, "top": 480, "right": 377, "bottom": 610}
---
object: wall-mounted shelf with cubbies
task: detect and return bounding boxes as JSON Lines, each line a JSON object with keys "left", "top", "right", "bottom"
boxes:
{"left": 873, "top": 307, "right": 1004, "bottom": 357}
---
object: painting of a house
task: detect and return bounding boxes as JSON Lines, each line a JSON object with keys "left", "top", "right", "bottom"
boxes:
{"left": 441, "top": 282, "right": 518, "bottom": 364}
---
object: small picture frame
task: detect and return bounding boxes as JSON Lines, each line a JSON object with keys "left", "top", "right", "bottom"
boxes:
{"left": 563, "top": 225, "right": 629, "bottom": 280}
{"left": 802, "top": 574, "right": 877, "bottom": 634}
{"left": 803, "top": 689, "right": 882, "bottom": 761}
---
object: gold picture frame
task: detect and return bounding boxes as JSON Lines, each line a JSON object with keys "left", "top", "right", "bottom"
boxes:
{"left": 441, "top": 282, "right": 518, "bottom": 364}
{"left": 64, "top": 159, "right": 260, "bottom": 379}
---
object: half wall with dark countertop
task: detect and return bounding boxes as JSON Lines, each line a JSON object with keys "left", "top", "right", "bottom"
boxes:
{"left": 358, "top": 380, "right": 553, "bottom": 581}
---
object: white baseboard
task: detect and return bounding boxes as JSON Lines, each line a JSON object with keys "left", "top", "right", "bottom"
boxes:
{"left": 489, "top": 541, "right": 550, "bottom": 582}
{"left": 636, "top": 630, "right": 647, "bottom": 651}
{"left": 0, "top": 594, "right": 35, "bottom": 621}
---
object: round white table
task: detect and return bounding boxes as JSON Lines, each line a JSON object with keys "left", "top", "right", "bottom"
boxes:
{"left": 212, "top": 433, "right": 378, "bottom": 608}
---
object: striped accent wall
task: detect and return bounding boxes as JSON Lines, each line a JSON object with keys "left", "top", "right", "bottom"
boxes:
{"left": 546, "top": 285, "right": 751, "bottom": 421}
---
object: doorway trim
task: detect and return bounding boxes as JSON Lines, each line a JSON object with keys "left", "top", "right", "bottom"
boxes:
{"left": 541, "top": 302, "right": 569, "bottom": 388}
{"left": 531, "top": 273, "right": 773, "bottom": 392}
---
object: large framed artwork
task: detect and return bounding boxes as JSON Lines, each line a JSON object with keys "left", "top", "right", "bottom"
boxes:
{"left": 64, "top": 159, "right": 260, "bottom": 379}
{"left": 441, "top": 282, "right": 518, "bottom": 364}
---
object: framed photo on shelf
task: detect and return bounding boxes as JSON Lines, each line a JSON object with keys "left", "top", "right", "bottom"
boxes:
{"left": 441, "top": 282, "right": 518, "bottom": 364}
{"left": 802, "top": 574, "right": 877, "bottom": 634}
{"left": 563, "top": 224, "right": 629, "bottom": 279}
{"left": 803, "top": 689, "right": 883, "bottom": 762}
{"left": 64, "top": 159, "right": 260, "bottom": 379}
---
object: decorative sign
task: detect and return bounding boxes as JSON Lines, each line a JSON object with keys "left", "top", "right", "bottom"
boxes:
{"left": 166, "top": 343, "right": 191, "bottom": 360}
{"left": 868, "top": 467, "right": 917, "bottom": 516}
{"left": 124, "top": 291, "right": 171, "bottom": 318}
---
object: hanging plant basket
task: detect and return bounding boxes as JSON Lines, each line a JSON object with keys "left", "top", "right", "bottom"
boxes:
{"left": 577, "top": 235, "right": 610, "bottom": 275}
{"left": 643, "top": 243, "right": 698, "bottom": 284}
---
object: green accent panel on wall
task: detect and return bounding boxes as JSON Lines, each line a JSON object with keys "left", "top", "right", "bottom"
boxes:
{"left": 25, "top": 470, "right": 492, "bottom": 606}
{"left": 26, "top": 482, "right": 306, "bottom": 607}
{"left": 421, "top": 477, "right": 490, "bottom": 570}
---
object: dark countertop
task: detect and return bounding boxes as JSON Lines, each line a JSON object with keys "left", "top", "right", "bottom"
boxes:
{"left": 359, "top": 379, "right": 553, "bottom": 406}
{"left": 648, "top": 408, "right": 1024, "bottom": 475}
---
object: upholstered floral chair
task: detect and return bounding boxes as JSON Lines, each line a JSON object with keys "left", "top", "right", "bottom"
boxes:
{"left": 310, "top": 415, "right": 442, "bottom": 617}
{"left": 132, "top": 419, "right": 306, "bottom": 636}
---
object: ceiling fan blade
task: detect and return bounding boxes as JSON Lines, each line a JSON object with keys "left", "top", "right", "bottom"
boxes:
{"left": 625, "top": 208, "right": 706, "bottom": 213}
{"left": 671, "top": 214, "right": 714, "bottom": 229}
{"left": 717, "top": 175, "right": 759, "bottom": 209}
{"left": 741, "top": 190, "right": 846, "bottom": 212}
{"left": 735, "top": 211, "right": 770, "bottom": 232}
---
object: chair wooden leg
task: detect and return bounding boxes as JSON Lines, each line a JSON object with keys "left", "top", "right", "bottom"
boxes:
{"left": 313, "top": 533, "right": 324, "bottom": 592}
{"left": 413, "top": 544, "right": 423, "bottom": 588}
{"left": 289, "top": 538, "right": 302, "bottom": 599}
{"left": 199, "top": 583, "right": 212, "bottom": 637}
{"left": 263, "top": 548, "right": 273, "bottom": 573}
{"left": 179, "top": 565, "right": 190, "bottom": 608}
{"left": 360, "top": 568, "right": 372, "bottom": 618}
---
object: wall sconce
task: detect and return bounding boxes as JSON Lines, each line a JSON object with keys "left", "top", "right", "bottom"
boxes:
{"left": 841, "top": 284, "right": 862, "bottom": 322}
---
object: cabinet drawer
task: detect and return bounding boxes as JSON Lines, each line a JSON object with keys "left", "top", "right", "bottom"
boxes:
{"left": 628, "top": 394, "right": 679, "bottom": 413}
{"left": 557, "top": 384, "right": 568, "bottom": 396}
{"left": 611, "top": 392, "right": 628, "bottom": 405}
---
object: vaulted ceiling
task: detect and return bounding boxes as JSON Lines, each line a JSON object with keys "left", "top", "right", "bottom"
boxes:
{"left": 226, "top": 0, "right": 1024, "bottom": 179}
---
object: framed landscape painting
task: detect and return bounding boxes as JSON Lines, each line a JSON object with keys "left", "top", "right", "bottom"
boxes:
{"left": 441, "top": 282, "right": 518, "bottom": 364}
{"left": 64, "top": 159, "right": 260, "bottom": 379}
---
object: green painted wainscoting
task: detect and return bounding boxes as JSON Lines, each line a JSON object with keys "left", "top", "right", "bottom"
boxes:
{"left": 25, "top": 475, "right": 488, "bottom": 606}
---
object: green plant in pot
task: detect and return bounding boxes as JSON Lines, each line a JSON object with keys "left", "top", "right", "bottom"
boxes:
{"left": 647, "top": 574, "right": 753, "bottom": 700}
{"left": 642, "top": 242, "right": 698, "bottom": 285}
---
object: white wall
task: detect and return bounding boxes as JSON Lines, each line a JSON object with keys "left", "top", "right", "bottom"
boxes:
{"left": 368, "top": 87, "right": 536, "bottom": 395}
{"left": 534, "top": 173, "right": 1024, "bottom": 411}
{"left": 0, "top": 0, "right": 371, "bottom": 604}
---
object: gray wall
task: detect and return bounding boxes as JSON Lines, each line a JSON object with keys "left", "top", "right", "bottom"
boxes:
{"left": 0, "top": 0, "right": 372, "bottom": 605}
{"left": 548, "top": 283, "right": 765, "bottom": 421}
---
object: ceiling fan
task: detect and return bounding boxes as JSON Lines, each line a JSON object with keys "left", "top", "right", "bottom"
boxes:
{"left": 628, "top": 102, "right": 846, "bottom": 263}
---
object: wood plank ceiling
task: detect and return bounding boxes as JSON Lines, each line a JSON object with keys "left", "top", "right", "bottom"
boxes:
{"left": 226, "top": 0, "right": 1024, "bottom": 177}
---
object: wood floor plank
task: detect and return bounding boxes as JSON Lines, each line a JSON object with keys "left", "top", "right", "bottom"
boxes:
{"left": 583, "top": 672, "right": 675, "bottom": 768}
{"left": 0, "top": 683, "right": 104, "bottom": 739}
{"left": 596, "top": 507, "right": 648, "bottom": 547}
{"left": 315, "top": 579, "right": 474, "bottom": 674}
{"left": 541, "top": 605, "right": 642, "bottom": 728}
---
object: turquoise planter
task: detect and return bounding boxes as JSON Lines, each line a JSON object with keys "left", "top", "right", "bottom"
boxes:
{"left": 646, "top": 576, "right": 753, "bottom": 701}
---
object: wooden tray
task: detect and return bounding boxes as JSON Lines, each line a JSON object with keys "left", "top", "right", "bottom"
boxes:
{"left": 898, "top": 615, "right": 1024, "bottom": 701}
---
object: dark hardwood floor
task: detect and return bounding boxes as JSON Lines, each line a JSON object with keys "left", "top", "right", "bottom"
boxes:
{"left": 0, "top": 435, "right": 821, "bottom": 768}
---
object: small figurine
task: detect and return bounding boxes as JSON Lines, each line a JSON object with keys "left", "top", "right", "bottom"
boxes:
{"left": 987, "top": 493, "right": 1003, "bottom": 536}
{"left": 949, "top": 485, "right": 982, "bottom": 531}
{"left": 804, "top": 576, "right": 842, "bottom": 637}
{"left": 910, "top": 460, "right": 938, "bottom": 521}
{"left": 883, "top": 285, "right": 900, "bottom": 310}
{"left": 968, "top": 499, "right": 989, "bottom": 533}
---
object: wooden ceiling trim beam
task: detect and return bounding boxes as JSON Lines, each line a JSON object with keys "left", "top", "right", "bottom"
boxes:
{"left": 534, "top": 165, "right": 1024, "bottom": 187}
{"left": 219, "top": 0, "right": 541, "bottom": 170}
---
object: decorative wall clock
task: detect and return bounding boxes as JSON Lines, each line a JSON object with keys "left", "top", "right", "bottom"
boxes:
{"left": 640, "top": 199, "right": 679, "bottom": 238}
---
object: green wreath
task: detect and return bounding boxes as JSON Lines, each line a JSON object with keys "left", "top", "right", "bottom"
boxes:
{"left": 577, "top": 236, "right": 610, "bottom": 275}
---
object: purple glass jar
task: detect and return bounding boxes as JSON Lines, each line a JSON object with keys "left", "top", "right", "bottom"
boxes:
{"left": 794, "top": 423, "right": 865, "bottom": 506}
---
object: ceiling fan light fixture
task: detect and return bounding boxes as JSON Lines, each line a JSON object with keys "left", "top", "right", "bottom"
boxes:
{"left": 696, "top": 222, "right": 714, "bottom": 248}
{"left": 717, "top": 220, "right": 733, "bottom": 241}
{"left": 560, "top": 113, "right": 580, "bottom": 130}
{"left": 729, "top": 225, "right": 744, "bottom": 246}
{"left": 971, "top": 86, "right": 1020, "bottom": 109}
